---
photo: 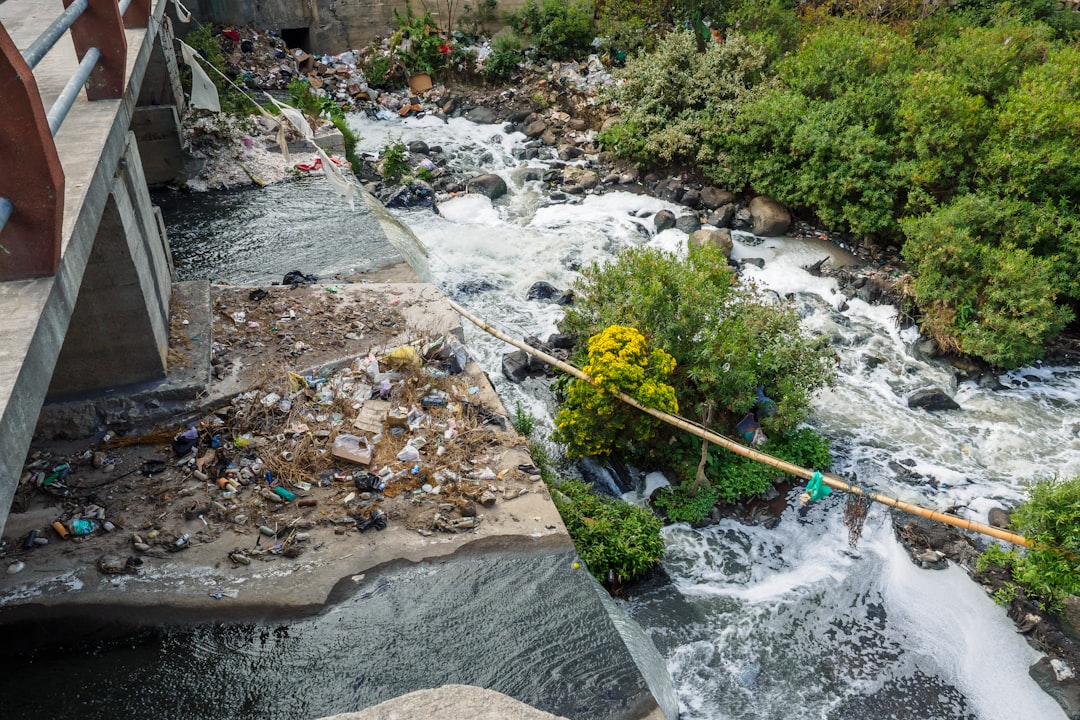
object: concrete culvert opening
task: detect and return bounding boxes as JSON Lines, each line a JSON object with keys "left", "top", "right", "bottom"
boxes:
{"left": 280, "top": 27, "right": 311, "bottom": 52}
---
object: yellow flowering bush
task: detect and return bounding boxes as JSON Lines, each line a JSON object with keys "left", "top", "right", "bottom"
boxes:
{"left": 554, "top": 325, "right": 678, "bottom": 457}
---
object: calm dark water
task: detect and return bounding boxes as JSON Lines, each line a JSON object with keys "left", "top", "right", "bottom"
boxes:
{"left": 0, "top": 549, "right": 659, "bottom": 720}
{"left": 154, "top": 177, "right": 401, "bottom": 285}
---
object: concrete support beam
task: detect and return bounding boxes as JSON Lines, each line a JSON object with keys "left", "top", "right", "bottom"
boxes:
{"left": 136, "top": 14, "right": 184, "bottom": 111}
{"left": 48, "top": 133, "right": 172, "bottom": 398}
{"left": 132, "top": 105, "right": 185, "bottom": 186}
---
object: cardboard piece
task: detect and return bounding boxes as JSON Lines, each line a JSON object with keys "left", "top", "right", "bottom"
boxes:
{"left": 408, "top": 72, "right": 433, "bottom": 94}
{"left": 353, "top": 399, "right": 390, "bottom": 435}
{"left": 332, "top": 434, "right": 373, "bottom": 465}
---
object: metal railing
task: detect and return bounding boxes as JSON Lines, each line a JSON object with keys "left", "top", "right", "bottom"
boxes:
{"left": 0, "top": 0, "right": 150, "bottom": 279}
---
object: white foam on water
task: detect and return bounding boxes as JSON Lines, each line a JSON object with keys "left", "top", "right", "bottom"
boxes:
{"left": 877, "top": 532, "right": 1067, "bottom": 720}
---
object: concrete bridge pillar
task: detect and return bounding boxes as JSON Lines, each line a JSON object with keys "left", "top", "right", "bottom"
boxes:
{"left": 47, "top": 132, "right": 173, "bottom": 398}
{"left": 133, "top": 13, "right": 186, "bottom": 186}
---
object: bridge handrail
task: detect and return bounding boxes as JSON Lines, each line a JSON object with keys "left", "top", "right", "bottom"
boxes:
{"left": 0, "top": 0, "right": 150, "bottom": 279}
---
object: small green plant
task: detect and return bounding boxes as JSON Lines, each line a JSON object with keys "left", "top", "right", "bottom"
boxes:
{"left": 512, "top": 401, "right": 536, "bottom": 437}
{"left": 380, "top": 141, "right": 410, "bottom": 181}
{"left": 552, "top": 478, "right": 664, "bottom": 585}
{"left": 364, "top": 55, "right": 398, "bottom": 89}
{"left": 483, "top": 34, "right": 524, "bottom": 82}
{"left": 287, "top": 78, "right": 322, "bottom": 119}
{"left": 553, "top": 324, "right": 679, "bottom": 458}
{"left": 393, "top": 4, "right": 449, "bottom": 75}
{"left": 992, "top": 582, "right": 1020, "bottom": 607}
{"left": 416, "top": 165, "right": 435, "bottom": 182}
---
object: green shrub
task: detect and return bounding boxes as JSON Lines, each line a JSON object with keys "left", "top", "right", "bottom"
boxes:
{"left": 380, "top": 141, "right": 410, "bottom": 180}
{"left": 600, "top": 30, "right": 765, "bottom": 171}
{"left": 979, "top": 476, "right": 1080, "bottom": 612}
{"left": 901, "top": 194, "right": 1074, "bottom": 368}
{"left": 393, "top": 5, "right": 448, "bottom": 75}
{"left": 506, "top": 0, "right": 595, "bottom": 62}
{"left": 483, "top": 34, "right": 524, "bottom": 82}
{"left": 364, "top": 55, "right": 399, "bottom": 89}
{"left": 553, "top": 478, "right": 665, "bottom": 584}
{"left": 287, "top": 77, "right": 323, "bottom": 119}
{"left": 653, "top": 484, "right": 719, "bottom": 525}
{"left": 562, "top": 245, "right": 836, "bottom": 437}
{"left": 653, "top": 426, "right": 832, "bottom": 504}
{"left": 553, "top": 325, "right": 679, "bottom": 458}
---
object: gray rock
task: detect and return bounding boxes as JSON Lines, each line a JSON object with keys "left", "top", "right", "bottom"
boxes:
{"left": 466, "top": 173, "right": 508, "bottom": 200}
{"left": 1061, "top": 596, "right": 1080, "bottom": 643}
{"left": 707, "top": 203, "right": 736, "bottom": 228}
{"left": 547, "top": 333, "right": 575, "bottom": 349}
{"left": 541, "top": 129, "right": 558, "bottom": 146}
{"left": 407, "top": 140, "right": 429, "bottom": 154}
{"left": 675, "top": 214, "right": 702, "bottom": 233}
{"left": 741, "top": 257, "right": 765, "bottom": 269}
{"left": 732, "top": 206, "right": 753, "bottom": 231}
{"left": 681, "top": 189, "right": 701, "bottom": 209}
{"left": 524, "top": 119, "right": 547, "bottom": 138}
{"left": 526, "top": 281, "right": 562, "bottom": 301}
{"left": 557, "top": 145, "right": 583, "bottom": 161}
{"left": 654, "top": 210, "right": 676, "bottom": 232}
{"left": 988, "top": 507, "right": 1011, "bottom": 529}
{"left": 502, "top": 350, "right": 545, "bottom": 382}
{"left": 749, "top": 195, "right": 792, "bottom": 236}
{"left": 907, "top": 388, "right": 961, "bottom": 411}
{"left": 688, "top": 228, "right": 733, "bottom": 258}
{"left": 700, "top": 186, "right": 735, "bottom": 209}
{"left": 465, "top": 106, "right": 498, "bottom": 124}
{"left": 563, "top": 168, "right": 599, "bottom": 194}
{"left": 618, "top": 167, "right": 640, "bottom": 185}
{"left": 1029, "top": 657, "right": 1080, "bottom": 720}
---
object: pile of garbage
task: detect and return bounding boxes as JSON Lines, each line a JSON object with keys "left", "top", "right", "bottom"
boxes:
{"left": 8, "top": 335, "right": 540, "bottom": 576}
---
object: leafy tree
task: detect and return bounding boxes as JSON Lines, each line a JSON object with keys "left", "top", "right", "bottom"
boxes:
{"left": 562, "top": 244, "right": 836, "bottom": 436}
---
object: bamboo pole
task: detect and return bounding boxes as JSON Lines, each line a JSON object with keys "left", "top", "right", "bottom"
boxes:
{"left": 448, "top": 299, "right": 1032, "bottom": 548}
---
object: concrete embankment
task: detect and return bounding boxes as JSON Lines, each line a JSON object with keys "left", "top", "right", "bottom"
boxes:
{"left": 0, "top": 187, "right": 676, "bottom": 720}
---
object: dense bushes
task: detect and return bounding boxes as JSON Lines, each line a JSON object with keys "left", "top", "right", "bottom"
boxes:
{"left": 601, "top": 5, "right": 1080, "bottom": 368}
{"left": 505, "top": 0, "right": 595, "bottom": 62}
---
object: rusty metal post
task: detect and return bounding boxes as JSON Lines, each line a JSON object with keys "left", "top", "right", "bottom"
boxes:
{"left": 64, "top": 0, "right": 128, "bottom": 100}
{"left": 0, "top": 24, "right": 65, "bottom": 281}
{"left": 122, "top": 0, "right": 151, "bottom": 29}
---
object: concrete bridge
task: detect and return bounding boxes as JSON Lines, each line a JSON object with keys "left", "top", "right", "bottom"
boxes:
{"left": 0, "top": 0, "right": 185, "bottom": 535}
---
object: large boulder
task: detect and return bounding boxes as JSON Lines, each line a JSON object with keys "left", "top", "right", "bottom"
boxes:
{"left": 465, "top": 106, "right": 497, "bottom": 124}
{"left": 749, "top": 195, "right": 792, "bottom": 236}
{"left": 700, "top": 186, "right": 735, "bottom": 210}
{"left": 674, "top": 214, "right": 702, "bottom": 233}
{"left": 654, "top": 210, "right": 676, "bottom": 232}
{"left": 907, "top": 388, "right": 961, "bottom": 411}
{"left": 688, "top": 228, "right": 733, "bottom": 258}
{"left": 466, "top": 173, "right": 507, "bottom": 200}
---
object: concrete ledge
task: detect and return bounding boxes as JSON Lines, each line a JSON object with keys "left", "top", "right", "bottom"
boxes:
{"left": 321, "top": 685, "right": 570, "bottom": 720}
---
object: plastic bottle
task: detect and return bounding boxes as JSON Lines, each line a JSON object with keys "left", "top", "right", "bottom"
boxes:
{"left": 273, "top": 486, "right": 296, "bottom": 502}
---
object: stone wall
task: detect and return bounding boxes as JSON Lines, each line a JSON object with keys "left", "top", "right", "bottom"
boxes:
{"left": 192, "top": 0, "right": 531, "bottom": 54}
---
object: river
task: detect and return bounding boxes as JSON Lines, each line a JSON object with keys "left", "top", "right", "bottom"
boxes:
{"left": 155, "top": 110, "right": 1080, "bottom": 719}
